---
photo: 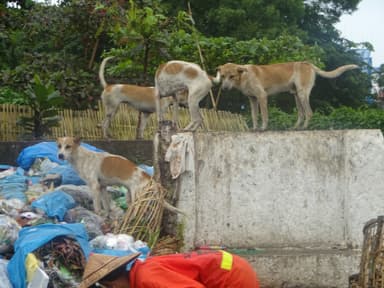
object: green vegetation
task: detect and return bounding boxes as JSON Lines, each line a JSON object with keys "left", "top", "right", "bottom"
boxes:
{"left": 0, "top": 0, "right": 382, "bottom": 138}
{"left": 265, "top": 106, "right": 384, "bottom": 132}
{"left": 17, "top": 75, "right": 63, "bottom": 139}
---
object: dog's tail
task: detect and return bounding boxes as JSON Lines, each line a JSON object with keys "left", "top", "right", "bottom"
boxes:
{"left": 99, "top": 56, "right": 115, "bottom": 89}
{"left": 211, "top": 68, "right": 222, "bottom": 84}
{"left": 312, "top": 63, "right": 359, "bottom": 79}
{"left": 164, "top": 200, "right": 186, "bottom": 215}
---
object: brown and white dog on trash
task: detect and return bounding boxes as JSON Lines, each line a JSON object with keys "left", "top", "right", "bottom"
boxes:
{"left": 155, "top": 60, "right": 214, "bottom": 131}
{"left": 214, "top": 61, "right": 359, "bottom": 130}
{"left": 57, "top": 136, "right": 181, "bottom": 216}
{"left": 99, "top": 56, "right": 188, "bottom": 140}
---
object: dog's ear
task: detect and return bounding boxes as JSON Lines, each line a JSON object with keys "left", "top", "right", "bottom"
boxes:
{"left": 74, "top": 137, "right": 82, "bottom": 145}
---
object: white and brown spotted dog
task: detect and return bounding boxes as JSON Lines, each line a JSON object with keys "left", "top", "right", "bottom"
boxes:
{"left": 99, "top": 57, "right": 188, "bottom": 139}
{"left": 57, "top": 137, "right": 154, "bottom": 215}
{"left": 214, "top": 62, "right": 359, "bottom": 130}
{"left": 155, "top": 60, "right": 214, "bottom": 131}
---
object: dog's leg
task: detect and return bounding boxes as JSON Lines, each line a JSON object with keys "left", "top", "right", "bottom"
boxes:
{"left": 155, "top": 88, "right": 163, "bottom": 126}
{"left": 102, "top": 115, "right": 113, "bottom": 139}
{"left": 257, "top": 91, "right": 268, "bottom": 131}
{"left": 301, "top": 89, "right": 313, "bottom": 129}
{"left": 102, "top": 97, "right": 119, "bottom": 139}
{"left": 136, "top": 112, "right": 150, "bottom": 140}
{"left": 249, "top": 96, "right": 259, "bottom": 130}
{"left": 100, "top": 185, "right": 111, "bottom": 215}
{"left": 293, "top": 91, "right": 305, "bottom": 129}
{"left": 90, "top": 182, "right": 102, "bottom": 214}
{"left": 172, "top": 99, "right": 179, "bottom": 129}
{"left": 172, "top": 94, "right": 182, "bottom": 129}
{"left": 172, "top": 90, "right": 188, "bottom": 129}
{"left": 184, "top": 87, "right": 206, "bottom": 131}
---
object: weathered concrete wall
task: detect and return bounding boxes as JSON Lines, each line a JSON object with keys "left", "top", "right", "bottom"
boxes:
{"left": 175, "top": 130, "right": 384, "bottom": 287}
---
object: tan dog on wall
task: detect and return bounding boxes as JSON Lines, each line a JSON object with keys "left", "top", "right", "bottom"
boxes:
{"left": 214, "top": 62, "right": 359, "bottom": 130}
{"left": 155, "top": 60, "right": 214, "bottom": 131}
{"left": 56, "top": 137, "right": 181, "bottom": 216}
{"left": 99, "top": 57, "right": 188, "bottom": 139}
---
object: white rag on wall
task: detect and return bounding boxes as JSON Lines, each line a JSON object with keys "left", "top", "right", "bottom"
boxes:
{"left": 165, "top": 133, "right": 195, "bottom": 179}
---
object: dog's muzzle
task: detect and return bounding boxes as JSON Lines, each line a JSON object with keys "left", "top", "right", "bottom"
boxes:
{"left": 58, "top": 153, "right": 65, "bottom": 160}
{"left": 221, "top": 81, "right": 232, "bottom": 90}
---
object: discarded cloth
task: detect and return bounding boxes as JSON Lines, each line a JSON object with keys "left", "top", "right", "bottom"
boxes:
{"left": 8, "top": 223, "right": 91, "bottom": 288}
{"left": 165, "top": 133, "right": 195, "bottom": 179}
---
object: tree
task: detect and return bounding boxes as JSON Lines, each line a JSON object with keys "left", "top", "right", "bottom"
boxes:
{"left": 162, "top": 0, "right": 370, "bottom": 111}
{"left": 163, "top": 0, "right": 305, "bottom": 39}
{"left": 0, "top": 0, "right": 107, "bottom": 109}
{"left": 104, "top": 0, "right": 174, "bottom": 84}
{"left": 377, "top": 65, "right": 384, "bottom": 89}
{"left": 300, "top": 0, "right": 370, "bottom": 110}
{"left": 0, "top": 0, "right": 373, "bottom": 116}
{"left": 17, "top": 75, "right": 64, "bottom": 139}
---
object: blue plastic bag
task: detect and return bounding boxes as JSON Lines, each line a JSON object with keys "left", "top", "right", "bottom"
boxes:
{"left": 31, "top": 190, "right": 76, "bottom": 221}
{"left": 138, "top": 164, "right": 154, "bottom": 176}
{"left": 46, "top": 164, "right": 86, "bottom": 185}
{"left": 0, "top": 168, "right": 27, "bottom": 202}
{"left": 7, "top": 223, "right": 91, "bottom": 288}
{"left": 16, "top": 141, "right": 104, "bottom": 170}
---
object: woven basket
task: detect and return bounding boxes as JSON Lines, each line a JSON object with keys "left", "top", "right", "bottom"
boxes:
{"left": 356, "top": 215, "right": 384, "bottom": 288}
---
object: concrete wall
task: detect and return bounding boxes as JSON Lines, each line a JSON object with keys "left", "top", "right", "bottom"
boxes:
{"left": 175, "top": 130, "right": 384, "bottom": 287}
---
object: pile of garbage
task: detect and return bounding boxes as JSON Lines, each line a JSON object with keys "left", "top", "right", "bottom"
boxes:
{"left": 0, "top": 142, "right": 151, "bottom": 288}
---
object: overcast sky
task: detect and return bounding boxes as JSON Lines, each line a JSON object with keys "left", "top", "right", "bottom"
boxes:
{"left": 335, "top": 0, "right": 384, "bottom": 67}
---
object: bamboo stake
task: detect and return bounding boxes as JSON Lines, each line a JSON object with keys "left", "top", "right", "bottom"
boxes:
{"left": 187, "top": 2, "right": 217, "bottom": 110}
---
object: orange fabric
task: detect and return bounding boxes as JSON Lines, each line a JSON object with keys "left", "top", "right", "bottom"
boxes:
{"left": 130, "top": 251, "right": 259, "bottom": 288}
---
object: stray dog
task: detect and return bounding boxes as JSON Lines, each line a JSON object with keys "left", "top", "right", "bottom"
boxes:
{"left": 56, "top": 137, "right": 182, "bottom": 215}
{"left": 214, "top": 62, "right": 359, "bottom": 130}
{"left": 155, "top": 60, "right": 214, "bottom": 131}
{"left": 99, "top": 57, "right": 188, "bottom": 139}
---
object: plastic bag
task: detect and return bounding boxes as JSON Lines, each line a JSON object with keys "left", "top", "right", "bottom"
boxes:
{"left": 31, "top": 190, "right": 76, "bottom": 221}
{"left": 0, "top": 214, "right": 21, "bottom": 254}
{"left": 8, "top": 223, "right": 91, "bottom": 288}
{"left": 17, "top": 141, "right": 104, "bottom": 170}
{"left": 0, "top": 198, "right": 26, "bottom": 217}
{"left": 0, "top": 168, "right": 28, "bottom": 202}
{"left": 0, "top": 259, "right": 12, "bottom": 288}
{"left": 55, "top": 185, "right": 93, "bottom": 210}
{"left": 46, "top": 164, "right": 85, "bottom": 186}
{"left": 64, "top": 207, "right": 104, "bottom": 240}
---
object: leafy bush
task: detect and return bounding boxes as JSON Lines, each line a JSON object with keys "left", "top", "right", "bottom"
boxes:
{"left": 249, "top": 106, "right": 384, "bottom": 133}
{"left": 0, "top": 87, "right": 27, "bottom": 105}
{"left": 17, "top": 75, "right": 64, "bottom": 139}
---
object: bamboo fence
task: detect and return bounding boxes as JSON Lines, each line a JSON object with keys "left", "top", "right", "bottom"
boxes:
{"left": 0, "top": 102, "right": 249, "bottom": 141}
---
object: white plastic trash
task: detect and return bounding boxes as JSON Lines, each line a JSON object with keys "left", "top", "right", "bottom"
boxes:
{"left": 27, "top": 266, "right": 49, "bottom": 288}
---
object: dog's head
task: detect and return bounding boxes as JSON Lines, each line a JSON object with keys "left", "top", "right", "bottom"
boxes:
{"left": 215, "top": 63, "right": 247, "bottom": 90}
{"left": 57, "top": 136, "right": 81, "bottom": 161}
